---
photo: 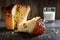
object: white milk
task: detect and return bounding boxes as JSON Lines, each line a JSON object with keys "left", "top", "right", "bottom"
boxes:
{"left": 44, "top": 12, "right": 55, "bottom": 21}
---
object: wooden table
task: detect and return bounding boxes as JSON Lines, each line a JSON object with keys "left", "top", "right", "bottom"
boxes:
{"left": 45, "top": 20, "right": 60, "bottom": 27}
{"left": 0, "top": 20, "right": 60, "bottom": 40}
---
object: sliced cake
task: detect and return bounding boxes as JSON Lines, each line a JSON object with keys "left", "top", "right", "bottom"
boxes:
{"left": 17, "top": 17, "right": 46, "bottom": 36}
{"left": 3, "top": 4, "right": 30, "bottom": 30}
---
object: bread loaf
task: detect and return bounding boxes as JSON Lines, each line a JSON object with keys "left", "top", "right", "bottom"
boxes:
{"left": 17, "top": 17, "right": 46, "bottom": 36}
{"left": 3, "top": 4, "right": 30, "bottom": 30}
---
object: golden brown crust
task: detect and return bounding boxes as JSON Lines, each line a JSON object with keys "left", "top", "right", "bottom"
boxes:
{"left": 4, "top": 10, "right": 13, "bottom": 29}
{"left": 30, "top": 18, "right": 46, "bottom": 36}
{"left": 3, "top": 4, "right": 15, "bottom": 30}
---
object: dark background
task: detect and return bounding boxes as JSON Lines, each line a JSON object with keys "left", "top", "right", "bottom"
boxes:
{"left": 0, "top": 0, "right": 60, "bottom": 20}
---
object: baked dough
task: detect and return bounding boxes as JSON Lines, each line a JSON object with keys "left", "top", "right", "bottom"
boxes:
{"left": 17, "top": 17, "right": 46, "bottom": 36}
{"left": 3, "top": 4, "right": 30, "bottom": 30}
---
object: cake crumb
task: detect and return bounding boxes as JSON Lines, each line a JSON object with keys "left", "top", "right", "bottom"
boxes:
{"left": 50, "top": 28, "right": 59, "bottom": 35}
{"left": 14, "top": 30, "right": 19, "bottom": 32}
{"left": 55, "top": 30, "right": 59, "bottom": 35}
{"left": 11, "top": 32, "right": 14, "bottom": 34}
{"left": 50, "top": 28, "right": 55, "bottom": 32}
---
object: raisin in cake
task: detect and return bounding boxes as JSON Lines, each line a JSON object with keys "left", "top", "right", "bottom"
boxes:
{"left": 3, "top": 4, "right": 30, "bottom": 30}
{"left": 17, "top": 17, "right": 46, "bottom": 36}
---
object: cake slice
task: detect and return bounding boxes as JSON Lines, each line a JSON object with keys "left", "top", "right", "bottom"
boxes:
{"left": 3, "top": 4, "right": 30, "bottom": 30}
{"left": 17, "top": 17, "right": 46, "bottom": 36}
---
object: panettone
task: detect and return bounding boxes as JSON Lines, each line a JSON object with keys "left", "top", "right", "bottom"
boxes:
{"left": 17, "top": 17, "right": 46, "bottom": 36}
{"left": 3, "top": 4, "right": 30, "bottom": 30}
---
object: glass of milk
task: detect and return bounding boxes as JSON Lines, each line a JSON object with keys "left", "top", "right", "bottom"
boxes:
{"left": 43, "top": 7, "right": 56, "bottom": 23}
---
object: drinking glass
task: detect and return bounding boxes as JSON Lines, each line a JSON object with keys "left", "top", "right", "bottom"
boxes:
{"left": 43, "top": 7, "right": 56, "bottom": 23}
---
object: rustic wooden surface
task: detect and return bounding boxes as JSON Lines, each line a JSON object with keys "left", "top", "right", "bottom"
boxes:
{"left": 0, "top": 27, "right": 60, "bottom": 40}
{"left": 0, "top": 20, "right": 60, "bottom": 40}
{"left": 45, "top": 20, "right": 60, "bottom": 27}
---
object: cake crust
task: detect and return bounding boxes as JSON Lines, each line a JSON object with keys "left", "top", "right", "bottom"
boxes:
{"left": 30, "top": 18, "right": 46, "bottom": 36}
